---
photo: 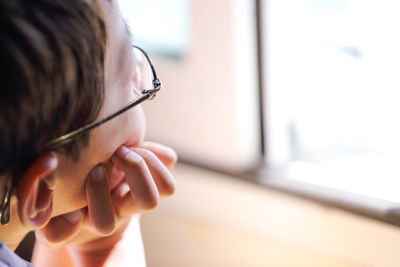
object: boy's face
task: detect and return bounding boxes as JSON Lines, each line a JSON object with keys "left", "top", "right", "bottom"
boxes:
{"left": 52, "top": 0, "right": 146, "bottom": 216}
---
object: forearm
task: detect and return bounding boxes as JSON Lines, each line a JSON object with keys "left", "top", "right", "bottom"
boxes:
{"left": 32, "top": 244, "right": 74, "bottom": 267}
{"left": 32, "top": 218, "right": 146, "bottom": 267}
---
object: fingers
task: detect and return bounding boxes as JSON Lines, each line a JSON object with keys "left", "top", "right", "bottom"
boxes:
{"left": 103, "top": 161, "right": 125, "bottom": 191}
{"left": 35, "top": 165, "right": 118, "bottom": 247}
{"left": 111, "top": 146, "right": 159, "bottom": 216}
{"left": 131, "top": 147, "right": 176, "bottom": 198}
{"left": 35, "top": 210, "right": 83, "bottom": 247}
{"left": 85, "top": 165, "right": 117, "bottom": 236}
{"left": 109, "top": 143, "right": 176, "bottom": 218}
{"left": 139, "top": 142, "right": 178, "bottom": 170}
{"left": 34, "top": 143, "right": 175, "bottom": 248}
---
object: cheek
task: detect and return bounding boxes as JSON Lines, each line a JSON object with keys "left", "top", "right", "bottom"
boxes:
{"left": 95, "top": 104, "right": 146, "bottom": 152}
{"left": 123, "top": 105, "right": 146, "bottom": 146}
{"left": 51, "top": 106, "right": 146, "bottom": 216}
{"left": 52, "top": 164, "right": 90, "bottom": 216}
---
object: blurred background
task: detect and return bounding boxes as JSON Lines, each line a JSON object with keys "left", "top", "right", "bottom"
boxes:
{"left": 119, "top": 0, "right": 400, "bottom": 266}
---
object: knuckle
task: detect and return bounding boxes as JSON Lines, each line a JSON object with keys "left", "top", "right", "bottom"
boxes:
{"left": 141, "top": 193, "right": 159, "bottom": 210}
{"left": 125, "top": 151, "right": 147, "bottom": 168}
{"left": 138, "top": 148, "right": 156, "bottom": 159}
{"left": 95, "top": 221, "right": 117, "bottom": 236}
{"left": 163, "top": 180, "right": 176, "bottom": 196}
{"left": 90, "top": 211, "right": 117, "bottom": 236}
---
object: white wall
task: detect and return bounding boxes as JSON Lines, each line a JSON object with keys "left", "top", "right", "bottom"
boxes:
{"left": 143, "top": 0, "right": 261, "bottom": 171}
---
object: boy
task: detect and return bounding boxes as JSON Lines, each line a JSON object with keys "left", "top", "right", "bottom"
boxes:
{"left": 0, "top": 0, "right": 176, "bottom": 266}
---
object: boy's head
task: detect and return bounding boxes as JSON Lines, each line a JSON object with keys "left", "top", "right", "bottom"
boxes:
{"left": 0, "top": 0, "right": 146, "bottom": 238}
{"left": 0, "top": 0, "right": 106, "bottom": 178}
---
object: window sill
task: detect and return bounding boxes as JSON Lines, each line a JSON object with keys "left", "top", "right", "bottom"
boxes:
{"left": 142, "top": 162, "right": 400, "bottom": 266}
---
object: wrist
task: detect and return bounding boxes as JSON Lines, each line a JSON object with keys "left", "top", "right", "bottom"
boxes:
{"left": 67, "top": 217, "right": 145, "bottom": 267}
{"left": 71, "top": 217, "right": 131, "bottom": 252}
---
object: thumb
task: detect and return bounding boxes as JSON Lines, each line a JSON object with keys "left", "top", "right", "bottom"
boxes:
{"left": 35, "top": 210, "right": 83, "bottom": 247}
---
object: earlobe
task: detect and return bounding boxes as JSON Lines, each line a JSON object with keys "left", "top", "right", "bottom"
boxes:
{"left": 16, "top": 152, "right": 58, "bottom": 229}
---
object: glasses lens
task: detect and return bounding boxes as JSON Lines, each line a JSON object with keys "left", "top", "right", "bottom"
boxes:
{"left": 133, "top": 47, "right": 153, "bottom": 97}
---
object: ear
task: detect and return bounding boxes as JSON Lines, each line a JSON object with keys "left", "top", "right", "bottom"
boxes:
{"left": 16, "top": 152, "right": 58, "bottom": 228}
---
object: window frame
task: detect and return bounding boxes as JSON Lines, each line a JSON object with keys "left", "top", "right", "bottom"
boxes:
{"left": 252, "top": 0, "right": 400, "bottom": 228}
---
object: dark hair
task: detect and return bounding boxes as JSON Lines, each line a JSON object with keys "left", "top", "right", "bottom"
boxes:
{"left": 0, "top": 0, "right": 107, "bottom": 176}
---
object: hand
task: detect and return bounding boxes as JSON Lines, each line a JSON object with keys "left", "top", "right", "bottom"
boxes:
{"left": 34, "top": 141, "right": 177, "bottom": 248}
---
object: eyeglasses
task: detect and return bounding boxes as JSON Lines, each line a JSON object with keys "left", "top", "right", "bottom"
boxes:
{"left": 0, "top": 45, "right": 161, "bottom": 225}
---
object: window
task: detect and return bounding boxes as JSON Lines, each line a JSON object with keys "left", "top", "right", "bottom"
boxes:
{"left": 122, "top": 0, "right": 400, "bottom": 225}
{"left": 264, "top": 0, "right": 400, "bottom": 206}
{"left": 119, "top": 0, "right": 190, "bottom": 57}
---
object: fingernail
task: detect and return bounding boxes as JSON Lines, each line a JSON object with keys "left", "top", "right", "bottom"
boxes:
{"left": 90, "top": 164, "right": 105, "bottom": 181}
{"left": 167, "top": 148, "right": 178, "bottom": 162}
{"left": 115, "top": 146, "right": 131, "bottom": 158}
{"left": 164, "top": 148, "right": 178, "bottom": 169}
{"left": 63, "top": 210, "right": 81, "bottom": 224}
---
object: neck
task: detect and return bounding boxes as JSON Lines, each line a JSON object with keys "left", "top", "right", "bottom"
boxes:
{"left": 0, "top": 196, "right": 31, "bottom": 251}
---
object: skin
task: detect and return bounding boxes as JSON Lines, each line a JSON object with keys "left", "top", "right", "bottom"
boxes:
{"left": 52, "top": 0, "right": 146, "bottom": 217}
{"left": 0, "top": 0, "right": 177, "bottom": 263}
{"left": 34, "top": 142, "right": 176, "bottom": 267}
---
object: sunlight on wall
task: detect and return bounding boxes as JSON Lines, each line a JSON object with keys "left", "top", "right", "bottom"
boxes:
{"left": 119, "top": 0, "right": 190, "bottom": 57}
